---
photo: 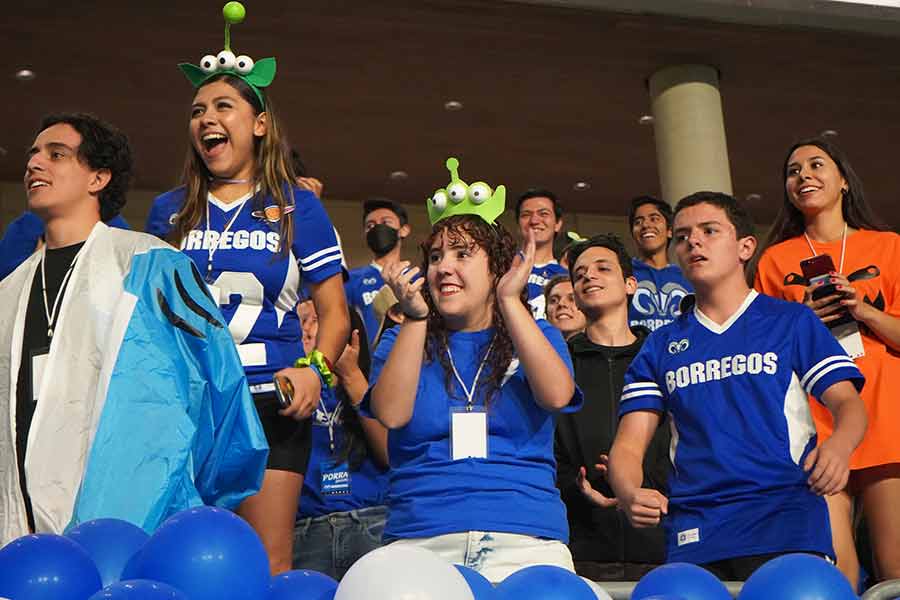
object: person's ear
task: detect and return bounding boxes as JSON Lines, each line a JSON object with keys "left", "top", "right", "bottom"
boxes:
{"left": 88, "top": 168, "right": 112, "bottom": 195}
{"left": 398, "top": 224, "right": 411, "bottom": 239}
{"left": 738, "top": 235, "right": 758, "bottom": 264}
{"left": 624, "top": 275, "right": 638, "bottom": 295}
{"left": 253, "top": 111, "right": 268, "bottom": 137}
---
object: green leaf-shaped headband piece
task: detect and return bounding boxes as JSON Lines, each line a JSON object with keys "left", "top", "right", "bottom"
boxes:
{"left": 426, "top": 157, "right": 506, "bottom": 225}
{"left": 177, "top": 2, "right": 276, "bottom": 109}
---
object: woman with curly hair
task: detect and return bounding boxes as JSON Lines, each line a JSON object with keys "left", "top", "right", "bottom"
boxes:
{"left": 755, "top": 137, "right": 900, "bottom": 586}
{"left": 363, "top": 165, "right": 582, "bottom": 582}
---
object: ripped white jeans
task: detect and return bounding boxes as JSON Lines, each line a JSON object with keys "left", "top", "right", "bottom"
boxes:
{"left": 388, "top": 530, "right": 575, "bottom": 583}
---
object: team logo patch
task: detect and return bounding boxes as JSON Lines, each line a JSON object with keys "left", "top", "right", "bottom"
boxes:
{"left": 363, "top": 277, "right": 378, "bottom": 285}
{"left": 668, "top": 339, "right": 690, "bottom": 354}
{"left": 168, "top": 212, "right": 178, "bottom": 225}
{"left": 252, "top": 204, "right": 295, "bottom": 223}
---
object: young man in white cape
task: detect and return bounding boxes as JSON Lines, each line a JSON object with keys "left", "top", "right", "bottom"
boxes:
{"left": 0, "top": 113, "right": 268, "bottom": 545}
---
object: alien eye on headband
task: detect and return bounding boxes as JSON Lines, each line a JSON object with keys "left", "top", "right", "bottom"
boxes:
{"left": 426, "top": 157, "right": 506, "bottom": 226}
{"left": 178, "top": 2, "right": 277, "bottom": 109}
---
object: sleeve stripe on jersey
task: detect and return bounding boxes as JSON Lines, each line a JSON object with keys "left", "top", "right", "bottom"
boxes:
{"left": 804, "top": 361, "right": 861, "bottom": 394}
{"left": 304, "top": 252, "right": 343, "bottom": 272}
{"left": 621, "top": 389, "right": 663, "bottom": 401}
{"left": 300, "top": 245, "right": 342, "bottom": 265}
{"left": 800, "top": 355, "right": 857, "bottom": 390}
{"left": 622, "top": 382, "right": 661, "bottom": 393}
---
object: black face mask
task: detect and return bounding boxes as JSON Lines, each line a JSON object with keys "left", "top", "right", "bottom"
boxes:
{"left": 366, "top": 224, "right": 400, "bottom": 256}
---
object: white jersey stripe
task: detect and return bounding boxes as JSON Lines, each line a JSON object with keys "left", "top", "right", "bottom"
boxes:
{"left": 622, "top": 382, "right": 661, "bottom": 392}
{"left": 620, "top": 389, "right": 664, "bottom": 401}
{"left": 800, "top": 355, "right": 855, "bottom": 389}
{"left": 804, "top": 362, "right": 859, "bottom": 394}
{"left": 300, "top": 245, "right": 342, "bottom": 265}
{"left": 304, "top": 253, "right": 343, "bottom": 272}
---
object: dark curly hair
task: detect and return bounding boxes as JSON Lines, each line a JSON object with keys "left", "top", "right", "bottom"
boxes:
{"left": 37, "top": 113, "right": 133, "bottom": 222}
{"left": 420, "top": 215, "right": 529, "bottom": 406}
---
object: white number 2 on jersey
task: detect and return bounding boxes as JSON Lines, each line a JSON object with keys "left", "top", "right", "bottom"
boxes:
{"left": 212, "top": 271, "right": 265, "bottom": 344}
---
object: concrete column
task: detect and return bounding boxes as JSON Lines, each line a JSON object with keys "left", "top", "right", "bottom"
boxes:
{"left": 648, "top": 64, "right": 733, "bottom": 206}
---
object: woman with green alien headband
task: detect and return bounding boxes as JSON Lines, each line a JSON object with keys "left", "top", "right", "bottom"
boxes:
{"left": 362, "top": 158, "right": 584, "bottom": 582}
{"left": 145, "top": 2, "right": 349, "bottom": 574}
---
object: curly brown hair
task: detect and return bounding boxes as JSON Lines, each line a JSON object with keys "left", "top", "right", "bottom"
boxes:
{"left": 419, "top": 215, "right": 529, "bottom": 406}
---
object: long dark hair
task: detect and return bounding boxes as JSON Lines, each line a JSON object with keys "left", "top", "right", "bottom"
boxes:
{"left": 420, "top": 215, "right": 528, "bottom": 405}
{"left": 765, "top": 137, "right": 889, "bottom": 249}
{"left": 170, "top": 74, "right": 297, "bottom": 255}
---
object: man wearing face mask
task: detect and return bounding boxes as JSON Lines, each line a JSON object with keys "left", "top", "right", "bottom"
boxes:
{"left": 345, "top": 198, "right": 411, "bottom": 346}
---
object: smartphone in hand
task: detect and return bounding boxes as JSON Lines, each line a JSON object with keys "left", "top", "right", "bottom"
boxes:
{"left": 800, "top": 254, "right": 853, "bottom": 327}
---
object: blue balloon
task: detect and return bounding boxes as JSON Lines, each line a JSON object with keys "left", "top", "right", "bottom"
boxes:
{"left": 633, "top": 563, "right": 730, "bottom": 600}
{"left": 497, "top": 565, "right": 595, "bottom": 600}
{"left": 269, "top": 569, "right": 339, "bottom": 600}
{"left": 67, "top": 518, "right": 150, "bottom": 586}
{"left": 127, "top": 507, "right": 270, "bottom": 600}
{"left": 0, "top": 533, "right": 103, "bottom": 600}
{"left": 454, "top": 565, "right": 497, "bottom": 599}
{"left": 88, "top": 579, "right": 188, "bottom": 599}
{"left": 738, "top": 554, "right": 856, "bottom": 600}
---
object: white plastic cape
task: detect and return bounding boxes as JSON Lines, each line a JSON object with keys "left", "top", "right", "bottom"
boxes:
{"left": 0, "top": 223, "right": 268, "bottom": 545}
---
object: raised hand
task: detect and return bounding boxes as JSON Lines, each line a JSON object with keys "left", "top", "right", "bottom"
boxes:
{"left": 497, "top": 228, "right": 536, "bottom": 302}
{"left": 384, "top": 260, "right": 428, "bottom": 320}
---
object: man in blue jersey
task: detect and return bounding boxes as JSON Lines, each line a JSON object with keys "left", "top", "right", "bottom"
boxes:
{"left": 0, "top": 211, "right": 130, "bottom": 281}
{"left": 345, "top": 198, "right": 411, "bottom": 346}
{"left": 608, "top": 191, "right": 868, "bottom": 580}
{"left": 627, "top": 196, "right": 692, "bottom": 331}
{"left": 517, "top": 188, "right": 567, "bottom": 319}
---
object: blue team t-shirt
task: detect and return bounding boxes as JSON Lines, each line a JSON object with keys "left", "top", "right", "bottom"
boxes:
{"left": 145, "top": 185, "right": 343, "bottom": 391}
{"left": 527, "top": 261, "right": 568, "bottom": 320}
{"left": 362, "top": 320, "right": 583, "bottom": 542}
{"left": 345, "top": 264, "right": 385, "bottom": 346}
{"left": 0, "top": 212, "right": 130, "bottom": 280}
{"left": 620, "top": 290, "right": 864, "bottom": 564}
{"left": 298, "top": 386, "right": 388, "bottom": 518}
{"left": 629, "top": 257, "right": 693, "bottom": 332}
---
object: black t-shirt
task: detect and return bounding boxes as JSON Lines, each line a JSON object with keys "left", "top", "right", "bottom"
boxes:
{"left": 15, "top": 241, "right": 84, "bottom": 531}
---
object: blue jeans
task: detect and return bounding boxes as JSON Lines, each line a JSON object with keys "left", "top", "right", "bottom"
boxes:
{"left": 292, "top": 505, "right": 387, "bottom": 580}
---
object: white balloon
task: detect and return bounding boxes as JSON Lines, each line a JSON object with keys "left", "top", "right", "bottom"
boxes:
{"left": 580, "top": 577, "right": 613, "bottom": 600}
{"left": 336, "top": 545, "right": 475, "bottom": 600}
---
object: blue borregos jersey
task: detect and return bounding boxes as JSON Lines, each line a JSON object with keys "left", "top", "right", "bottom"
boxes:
{"left": 629, "top": 257, "right": 693, "bottom": 332}
{"left": 298, "top": 386, "right": 388, "bottom": 518}
{"left": 527, "top": 261, "right": 568, "bottom": 320}
{"left": 620, "top": 291, "right": 864, "bottom": 564}
{"left": 345, "top": 264, "right": 385, "bottom": 346}
{"left": 145, "top": 186, "right": 343, "bottom": 391}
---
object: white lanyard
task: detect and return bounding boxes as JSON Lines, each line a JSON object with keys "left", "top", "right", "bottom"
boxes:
{"left": 447, "top": 339, "right": 494, "bottom": 411}
{"left": 804, "top": 223, "right": 847, "bottom": 273}
{"left": 205, "top": 197, "right": 249, "bottom": 281}
{"left": 40, "top": 245, "right": 83, "bottom": 340}
{"left": 318, "top": 395, "right": 344, "bottom": 453}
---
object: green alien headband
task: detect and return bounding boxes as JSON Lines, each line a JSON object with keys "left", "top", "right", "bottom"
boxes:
{"left": 178, "top": 2, "right": 276, "bottom": 109}
{"left": 426, "top": 158, "right": 506, "bottom": 225}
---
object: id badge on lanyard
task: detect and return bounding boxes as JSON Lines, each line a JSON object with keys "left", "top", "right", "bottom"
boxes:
{"left": 30, "top": 347, "right": 50, "bottom": 404}
{"left": 321, "top": 461, "right": 351, "bottom": 496}
{"left": 450, "top": 406, "right": 488, "bottom": 460}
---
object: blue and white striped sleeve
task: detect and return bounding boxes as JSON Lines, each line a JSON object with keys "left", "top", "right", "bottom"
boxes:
{"left": 291, "top": 189, "right": 343, "bottom": 284}
{"left": 794, "top": 307, "right": 864, "bottom": 401}
{"left": 619, "top": 339, "right": 667, "bottom": 416}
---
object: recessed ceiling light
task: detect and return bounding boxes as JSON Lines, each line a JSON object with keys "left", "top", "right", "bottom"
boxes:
{"left": 573, "top": 182, "right": 591, "bottom": 191}
{"left": 821, "top": 129, "right": 838, "bottom": 137}
{"left": 15, "top": 68, "right": 35, "bottom": 81}
{"left": 638, "top": 115, "right": 654, "bottom": 125}
{"left": 745, "top": 193, "right": 762, "bottom": 202}
{"left": 443, "top": 100, "right": 463, "bottom": 111}
{"left": 389, "top": 170, "right": 408, "bottom": 181}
